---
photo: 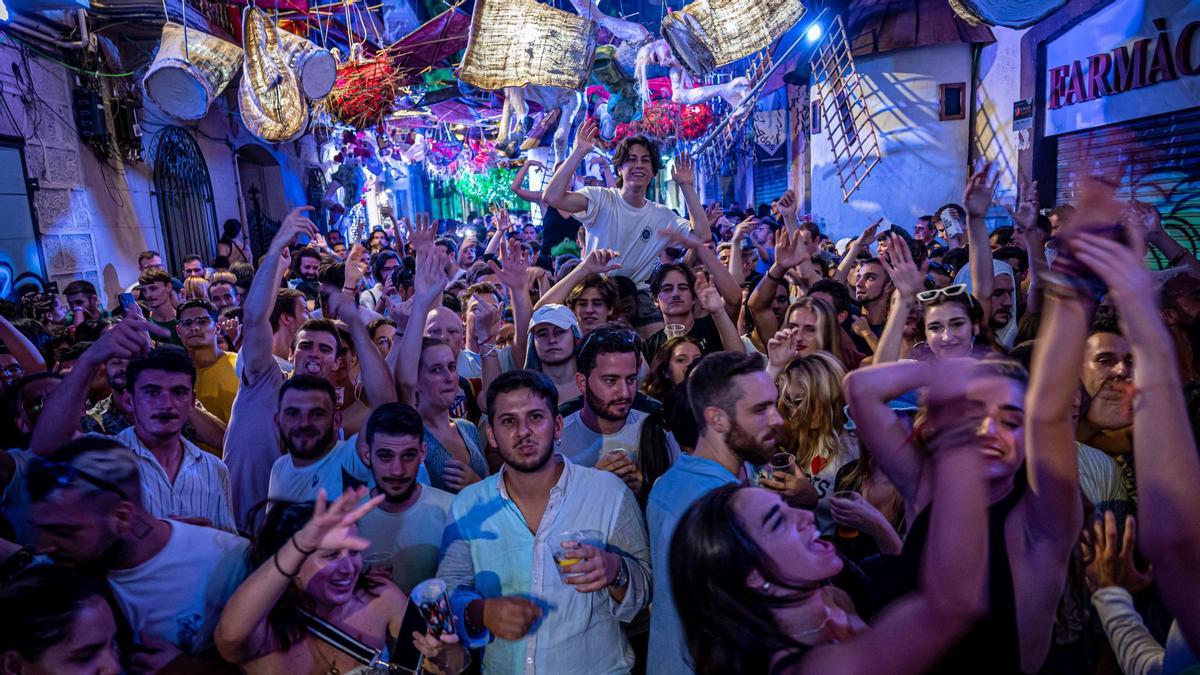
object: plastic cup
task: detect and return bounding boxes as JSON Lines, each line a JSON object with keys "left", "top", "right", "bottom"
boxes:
{"left": 832, "top": 490, "right": 862, "bottom": 539}
{"left": 665, "top": 323, "right": 687, "bottom": 339}
{"left": 549, "top": 531, "right": 588, "bottom": 579}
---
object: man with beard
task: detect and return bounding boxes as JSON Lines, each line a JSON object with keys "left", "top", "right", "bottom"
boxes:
{"left": 646, "top": 351, "right": 782, "bottom": 675}
{"left": 28, "top": 436, "right": 249, "bottom": 663}
{"left": 1076, "top": 320, "right": 1136, "bottom": 457}
{"left": 355, "top": 402, "right": 453, "bottom": 593}
{"left": 559, "top": 324, "right": 679, "bottom": 494}
{"left": 854, "top": 257, "right": 894, "bottom": 336}
{"left": 288, "top": 247, "right": 321, "bottom": 287}
{"left": 226, "top": 207, "right": 398, "bottom": 529}
{"left": 31, "top": 333, "right": 236, "bottom": 532}
{"left": 438, "top": 369, "right": 651, "bottom": 674}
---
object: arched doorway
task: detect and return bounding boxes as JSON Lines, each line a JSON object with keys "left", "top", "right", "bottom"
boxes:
{"left": 236, "top": 144, "right": 285, "bottom": 262}
{"left": 152, "top": 127, "right": 218, "bottom": 277}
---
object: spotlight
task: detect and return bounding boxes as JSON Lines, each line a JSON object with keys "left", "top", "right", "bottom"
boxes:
{"left": 806, "top": 23, "right": 822, "bottom": 42}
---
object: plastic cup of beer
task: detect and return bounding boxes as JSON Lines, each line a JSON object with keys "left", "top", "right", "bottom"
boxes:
{"left": 549, "top": 531, "right": 588, "bottom": 580}
{"left": 664, "top": 323, "right": 687, "bottom": 339}
{"left": 832, "top": 490, "right": 862, "bottom": 539}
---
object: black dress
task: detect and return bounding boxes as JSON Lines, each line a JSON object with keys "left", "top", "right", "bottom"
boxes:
{"left": 868, "top": 474, "right": 1028, "bottom": 674}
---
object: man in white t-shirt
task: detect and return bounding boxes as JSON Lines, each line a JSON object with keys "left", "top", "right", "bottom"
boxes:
{"left": 355, "top": 402, "right": 453, "bottom": 593}
{"left": 543, "top": 118, "right": 710, "bottom": 327}
{"left": 28, "top": 437, "right": 249, "bottom": 664}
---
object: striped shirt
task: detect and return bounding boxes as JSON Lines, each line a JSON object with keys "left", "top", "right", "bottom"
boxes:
{"left": 113, "top": 427, "right": 237, "bottom": 533}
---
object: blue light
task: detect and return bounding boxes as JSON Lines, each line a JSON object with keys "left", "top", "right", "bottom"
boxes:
{"left": 0, "top": 0, "right": 9, "bottom": 22}
{"left": 806, "top": 23, "right": 822, "bottom": 42}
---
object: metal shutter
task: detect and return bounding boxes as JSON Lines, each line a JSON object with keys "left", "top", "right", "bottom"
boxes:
{"left": 1054, "top": 107, "right": 1200, "bottom": 268}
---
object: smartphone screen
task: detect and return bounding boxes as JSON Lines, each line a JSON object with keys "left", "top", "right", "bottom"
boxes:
{"left": 387, "top": 601, "right": 429, "bottom": 672}
{"left": 118, "top": 293, "right": 138, "bottom": 312}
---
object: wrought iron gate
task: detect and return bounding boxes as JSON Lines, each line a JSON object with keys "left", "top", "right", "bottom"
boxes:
{"left": 152, "top": 127, "right": 219, "bottom": 276}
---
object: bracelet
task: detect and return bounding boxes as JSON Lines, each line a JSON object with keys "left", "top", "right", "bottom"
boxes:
{"left": 291, "top": 534, "right": 317, "bottom": 556}
{"left": 767, "top": 269, "right": 785, "bottom": 283}
{"left": 1169, "top": 250, "right": 1189, "bottom": 267}
{"left": 480, "top": 343, "right": 499, "bottom": 359}
{"left": 272, "top": 551, "right": 302, "bottom": 578}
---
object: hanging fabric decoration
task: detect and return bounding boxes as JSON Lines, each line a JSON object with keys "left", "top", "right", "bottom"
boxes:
{"left": 239, "top": 6, "right": 308, "bottom": 142}
{"left": 277, "top": 29, "right": 338, "bottom": 100}
{"left": 323, "top": 45, "right": 403, "bottom": 129}
{"left": 458, "top": 0, "right": 597, "bottom": 91}
{"left": 143, "top": 23, "right": 243, "bottom": 120}
{"left": 661, "top": 0, "right": 806, "bottom": 77}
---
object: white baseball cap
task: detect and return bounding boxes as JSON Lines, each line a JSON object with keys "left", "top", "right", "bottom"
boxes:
{"left": 528, "top": 304, "right": 581, "bottom": 338}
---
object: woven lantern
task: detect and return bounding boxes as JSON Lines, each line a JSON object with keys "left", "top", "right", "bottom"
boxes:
{"left": 323, "top": 46, "right": 403, "bottom": 129}
{"left": 458, "top": 0, "right": 597, "bottom": 91}
{"left": 661, "top": 0, "right": 806, "bottom": 77}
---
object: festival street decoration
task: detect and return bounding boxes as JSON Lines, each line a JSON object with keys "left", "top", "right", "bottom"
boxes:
{"left": 457, "top": 0, "right": 597, "bottom": 91}
{"left": 661, "top": 0, "right": 807, "bottom": 78}
{"left": 239, "top": 5, "right": 308, "bottom": 142}
{"left": 324, "top": 45, "right": 404, "bottom": 129}
{"left": 143, "top": 23, "right": 244, "bottom": 121}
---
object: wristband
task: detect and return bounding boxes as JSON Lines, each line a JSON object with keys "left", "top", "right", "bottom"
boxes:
{"left": 291, "top": 534, "right": 317, "bottom": 556}
{"left": 1169, "top": 250, "right": 1189, "bottom": 267}
{"left": 272, "top": 551, "right": 302, "bottom": 578}
{"left": 767, "top": 269, "right": 785, "bottom": 283}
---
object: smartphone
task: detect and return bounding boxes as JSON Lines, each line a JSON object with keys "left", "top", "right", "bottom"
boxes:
{"left": 118, "top": 292, "right": 138, "bottom": 313}
{"left": 940, "top": 211, "right": 964, "bottom": 238}
{"left": 1047, "top": 223, "right": 1129, "bottom": 298}
{"left": 385, "top": 601, "right": 428, "bottom": 673}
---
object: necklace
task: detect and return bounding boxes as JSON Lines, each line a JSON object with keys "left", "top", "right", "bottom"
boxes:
{"left": 313, "top": 640, "right": 341, "bottom": 675}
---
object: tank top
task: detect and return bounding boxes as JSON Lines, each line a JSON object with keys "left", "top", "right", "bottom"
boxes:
{"left": 874, "top": 473, "right": 1028, "bottom": 674}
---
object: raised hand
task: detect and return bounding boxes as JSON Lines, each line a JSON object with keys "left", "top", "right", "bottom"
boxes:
{"left": 705, "top": 203, "right": 726, "bottom": 228}
{"left": 489, "top": 237, "right": 530, "bottom": 291}
{"left": 272, "top": 206, "right": 318, "bottom": 254}
{"left": 776, "top": 189, "right": 799, "bottom": 224}
{"left": 694, "top": 274, "right": 724, "bottom": 314}
{"left": 732, "top": 217, "right": 757, "bottom": 245}
{"left": 1071, "top": 224, "right": 1152, "bottom": 310}
{"left": 1005, "top": 176, "right": 1039, "bottom": 233}
{"left": 1121, "top": 201, "right": 1164, "bottom": 239}
{"left": 881, "top": 234, "right": 924, "bottom": 297}
{"left": 415, "top": 247, "right": 451, "bottom": 303}
{"left": 411, "top": 213, "right": 436, "bottom": 254}
{"left": 595, "top": 450, "right": 644, "bottom": 493}
{"left": 344, "top": 244, "right": 368, "bottom": 290}
{"left": 574, "top": 117, "right": 600, "bottom": 156}
{"left": 656, "top": 227, "right": 702, "bottom": 251}
{"left": 671, "top": 152, "right": 696, "bottom": 188}
{"left": 1082, "top": 512, "right": 1153, "bottom": 593}
{"left": 772, "top": 226, "right": 808, "bottom": 271}
{"left": 442, "top": 458, "right": 483, "bottom": 491}
{"left": 964, "top": 161, "right": 998, "bottom": 218}
{"left": 581, "top": 248, "right": 622, "bottom": 275}
{"left": 857, "top": 218, "right": 883, "bottom": 247}
{"left": 292, "top": 487, "right": 384, "bottom": 554}
{"left": 766, "top": 327, "right": 801, "bottom": 371}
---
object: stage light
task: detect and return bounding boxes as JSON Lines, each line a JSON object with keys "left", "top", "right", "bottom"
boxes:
{"left": 806, "top": 23, "right": 822, "bottom": 42}
{"left": 0, "top": 0, "right": 9, "bottom": 22}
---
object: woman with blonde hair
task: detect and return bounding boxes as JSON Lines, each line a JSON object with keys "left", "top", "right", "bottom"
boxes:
{"left": 184, "top": 275, "right": 210, "bottom": 302}
{"left": 775, "top": 351, "right": 857, "bottom": 534}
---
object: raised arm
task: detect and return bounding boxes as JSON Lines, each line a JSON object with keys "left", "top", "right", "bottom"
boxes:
{"left": 872, "top": 234, "right": 924, "bottom": 364}
{"left": 660, "top": 229, "right": 740, "bottom": 312}
{"left": 509, "top": 161, "right": 546, "bottom": 206}
{"left": 393, "top": 248, "right": 450, "bottom": 405}
{"left": 1125, "top": 201, "right": 1200, "bottom": 278}
{"left": 749, "top": 226, "right": 805, "bottom": 341}
{"left": 533, "top": 249, "right": 621, "bottom": 311}
{"left": 30, "top": 317, "right": 151, "bottom": 456}
{"left": 216, "top": 488, "right": 382, "bottom": 664}
{"left": 542, "top": 118, "right": 597, "bottom": 215}
{"left": 695, "top": 276, "right": 745, "bottom": 353}
{"left": 1073, "top": 226, "right": 1200, "bottom": 653}
{"left": 964, "top": 163, "right": 998, "bottom": 318}
{"left": 671, "top": 154, "right": 711, "bottom": 242}
{"left": 243, "top": 207, "right": 317, "bottom": 383}
{"left": 490, "top": 238, "right": 532, "bottom": 369}
{"left": 799, "top": 385, "right": 988, "bottom": 675}
{"left": 1006, "top": 177, "right": 1045, "bottom": 313}
{"left": 0, "top": 314, "right": 45, "bottom": 374}
{"left": 833, "top": 220, "right": 881, "bottom": 286}
{"left": 327, "top": 292, "right": 396, "bottom": 408}
{"left": 843, "top": 360, "right": 938, "bottom": 506}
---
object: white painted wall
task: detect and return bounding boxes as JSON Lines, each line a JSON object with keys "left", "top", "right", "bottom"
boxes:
{"left": 975, "top": 27, "right": 1030, "bottom": 206}
{"left": 0, "top": 40, "right": 311, "bottom": 307}
{"left": 810, "top": 43, "right": 974, "bottom": 241}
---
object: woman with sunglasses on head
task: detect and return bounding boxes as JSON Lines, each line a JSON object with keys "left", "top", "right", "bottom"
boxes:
{"left": 215, "top": 488, "right": 463, "bottom": 675}
{"left": 670, "top": 360, "right": 991, "bottom": 675}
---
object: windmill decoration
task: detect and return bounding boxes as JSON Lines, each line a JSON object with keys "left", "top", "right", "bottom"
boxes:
{"left": 809, "top": 15, "right": 881, "bottom": 203}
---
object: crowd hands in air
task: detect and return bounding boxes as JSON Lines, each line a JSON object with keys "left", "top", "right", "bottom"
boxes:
{"left": 0, "top": 127, "right": 1196, "bottom": 675}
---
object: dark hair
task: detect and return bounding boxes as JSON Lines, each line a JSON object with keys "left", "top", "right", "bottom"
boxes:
{"left": 56, "top": 341, "right": 93, "bottom": 366}
{"left": 183, "top": 254, "right": 203, "bottom": 266}
{"left": 249, "top": 501, "right": 381, "bottom": 650}
{"left": 435, "top": 237, "right": 459, "bottom": 256}
{"left": 642, "top": 336, "right": 702, "bottom": 402}
{"left": 137, "top": 250, "right": 161, "bottom": 265}
{"left": 649, "top": 263, "right": 695, "bottom": 297}
{"left": 138, "top": 267, "right": 172, "bottom": 287}
{"left": 230, "top": 262, "right": 255, "bottom": 288}
{"left": 671, "top": 484, "right": 811, "bottom": 674}
{"left": 486, "top": 369, "right": 559, "bottom": 422}
{"left": 270, "top": 289, "right": 307, "bottom": 332}
{"left": 372, "top": 250, "right": 401, "bottom": 284}
{"left": 278, "top": 374, "right": 337, "bottom": 408}
{"left": 364, "top": 402, "right": 423, "bottom": 448}
{"left": 74, "top": 319, "right": 110, "bottom": 342}
{"left": 613, "top": 275, "right": 638, "bottom": 299}
{"left": 177, "top": 299, "right": 218, "bottom": 320}
{"left": 809, "top": 279, "right": 853, "bottom": 316}
{"left": 687, "top": 351, "right": 765, "bottom": 433}
{"left": 126, "top": 346, "right": 196, "bottom": 391}
{"left": 367, "top": 317, "right": 396, "bottom": 338}
{"left": 567, "top": 274, "right": 618, "bottom": 310}
{"left": 0, "top": 566, "right": 113, "bottom": 662}
{"left": 942, "top": 248, "right": 971, "bottom": 275}
{"left": 576, "top": 324, "right": 641, "bottom": 376}
{"left": 294, "top": 319, "right": 343, "bottom": 352}
{"left": 291, "top": 248, "right": 322, "bottom": 276}
{"left": 612, "top": 135, "right": 662, "bottom": 188}
{"left": 994, "top": 246, "right": 1027, "bottom": 274}
{"left": 62, "top": 280, "right": 97, "bottom": 297}
{"left": 317, "top": 259, "right": 346, "bottom": 289}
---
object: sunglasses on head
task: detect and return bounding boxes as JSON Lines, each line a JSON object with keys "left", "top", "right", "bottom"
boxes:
{"left": 917, "top": 283, "right": 968, "bottom": 304}
{"left": 577, "top": 328, "right": 639, "bottom": 355}
{"left": 28, "top": 458, "right": 131, "bottom": 502}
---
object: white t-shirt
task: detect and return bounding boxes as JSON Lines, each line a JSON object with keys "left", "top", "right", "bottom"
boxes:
{"left": 107, "top": 520, "right": 250, "bottom": 655}
{"left": 558, "top": 408, "right": 681, "bottom": 469}
{"left": 268, "top": 435, "right": 432, "bottom": 505}
{"left": 574, "top": 186, "right": 690, "bottom": 284}
{"left": 357, "top": 485, "right": 455, "bottom": 593}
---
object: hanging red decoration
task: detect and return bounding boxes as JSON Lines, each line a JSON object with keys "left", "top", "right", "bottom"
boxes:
{"left": 323, "top": 49, "right": 402, "bottom": 130}
{"left": 679, "top": 103, "right": 713, "bottom": 140}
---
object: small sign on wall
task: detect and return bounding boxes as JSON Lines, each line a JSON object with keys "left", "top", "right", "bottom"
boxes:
{"left": 1013, "top": 99, "right": 1034, "bottom": 131}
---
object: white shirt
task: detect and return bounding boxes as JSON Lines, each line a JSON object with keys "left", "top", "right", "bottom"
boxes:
{"left": 558, "top": 408, "right": 681, "bottom": 469}
{"left": 107, "top": 520, "right": 250, "bottom": 655}
{"left": 113, "top": 427, "right": 237, "bottom": 533}
{"left": 268, "top": 437, "right": 374, "bottom": 505}
{"left": 357, "top": 485, "right": 454, "bottom": 593}
{"left": 456, "top": 346, "right": 515, "bottom": 380}
{"left": 574, "top": 186, "right": 690, "bottom": 284}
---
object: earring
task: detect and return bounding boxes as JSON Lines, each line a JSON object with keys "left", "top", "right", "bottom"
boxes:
{"left": 761, "top": 582, "right": 771, "bottom": 592}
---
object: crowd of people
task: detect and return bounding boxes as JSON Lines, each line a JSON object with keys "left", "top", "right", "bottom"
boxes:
{"left": 0, "top": 117, "right": 1197, "bottom": 675}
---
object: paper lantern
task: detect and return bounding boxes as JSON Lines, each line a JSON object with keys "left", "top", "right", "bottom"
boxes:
{"left": 661, "top": 0, "right": 806, "bottom": 77}
{"left": 324, "top": 48, "right": 402, "bottom": 129}
{"left": 458, "top": 0, "right": 597, "bottom": 91}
